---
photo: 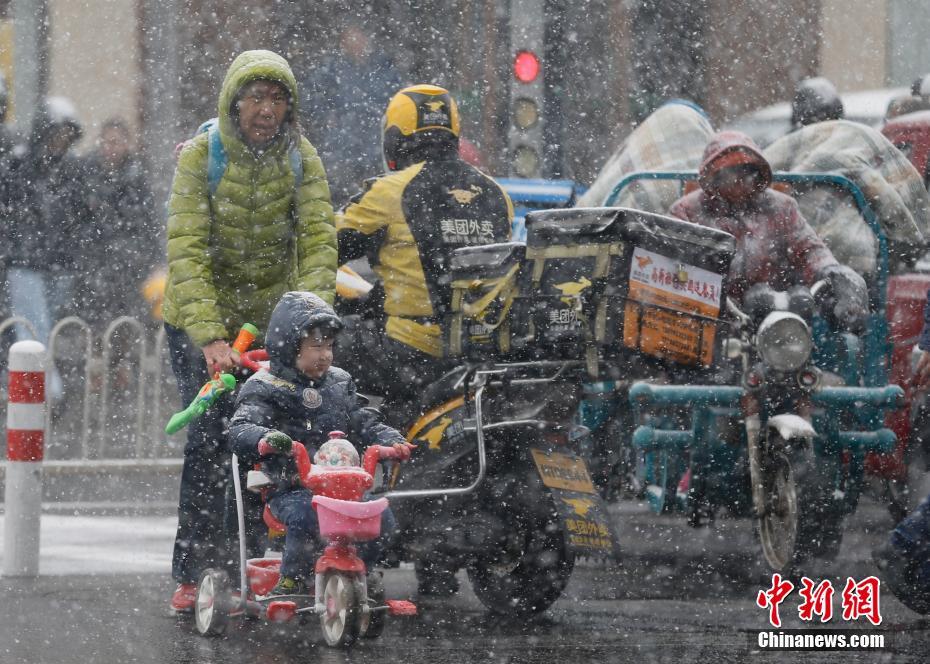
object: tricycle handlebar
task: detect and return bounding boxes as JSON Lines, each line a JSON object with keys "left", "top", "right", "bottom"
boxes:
{"left": 362, "top": 444, "right": 411, "bottom": 476}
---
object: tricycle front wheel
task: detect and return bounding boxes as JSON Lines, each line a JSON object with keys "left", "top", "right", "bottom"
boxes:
{"left": 758, "top": 449, "right": 800, "bottom": 573}
{"left": 319, "top": 572, "right": 361, "bottom": 648}
{"left": 758, "top": 442, "right": 843, "bottom": 574}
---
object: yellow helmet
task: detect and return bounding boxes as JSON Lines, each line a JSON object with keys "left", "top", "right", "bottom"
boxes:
{"left": 382, "top": 84, "right": 460, "bottom": 170}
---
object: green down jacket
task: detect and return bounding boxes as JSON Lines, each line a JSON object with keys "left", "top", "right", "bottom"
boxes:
{"left": 163, "top": 49, "right": 337, "bottom": 347}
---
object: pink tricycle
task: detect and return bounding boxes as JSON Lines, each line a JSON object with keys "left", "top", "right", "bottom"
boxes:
{"left": 193, "top": 433, "right": 416, "bottom": 647}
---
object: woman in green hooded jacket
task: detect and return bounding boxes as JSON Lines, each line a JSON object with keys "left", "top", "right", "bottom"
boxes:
{"left": 164, "top": 49, "right": 336, "bottom": 613}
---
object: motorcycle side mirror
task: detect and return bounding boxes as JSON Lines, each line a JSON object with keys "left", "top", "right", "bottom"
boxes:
{"left": 723, "top": 337, "right": 745, "bottom": 359}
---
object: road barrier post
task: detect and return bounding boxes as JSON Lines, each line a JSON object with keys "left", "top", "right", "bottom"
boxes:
{"left": 3, "top": 340, "right": 47, "bottom": 577}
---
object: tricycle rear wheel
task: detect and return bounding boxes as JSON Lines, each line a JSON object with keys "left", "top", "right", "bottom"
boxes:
{"left": 194, "top": 569, "right": 231, "bottom": 637}
{"left": 358, "top": 572, "right": 385, "bottom": 639}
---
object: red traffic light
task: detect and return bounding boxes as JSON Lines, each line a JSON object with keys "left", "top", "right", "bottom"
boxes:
{"left": 513, "top": 50, "right": 540, "bottom": 83}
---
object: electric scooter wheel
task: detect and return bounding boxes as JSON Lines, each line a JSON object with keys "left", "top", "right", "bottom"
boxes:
{"left": 468, "top": 491, "right": 575, "bottom": 615}
{"left": 195, "top": 568, "right": 231, "bottom": 637}
{"left": 319, "top": 572, "right": 361, "bottom": 647}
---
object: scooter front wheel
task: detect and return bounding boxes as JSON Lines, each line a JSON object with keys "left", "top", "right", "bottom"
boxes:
{"left": 319, "top": 572, "right": 361, "bottom": 648}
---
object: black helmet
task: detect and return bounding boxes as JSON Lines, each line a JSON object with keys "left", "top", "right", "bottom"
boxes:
{"left": 382, "top": 84, "right": 460, "bottom": 171}
{"left": 31, "top": 96, "right": 83, "bottom": 149}
{"left": 791, "top": 77, "right": 844, "bottom": 129}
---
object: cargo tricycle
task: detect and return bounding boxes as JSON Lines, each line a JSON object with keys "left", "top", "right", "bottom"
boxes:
{"left": 589, "top": 170, "right": 905, "bottom": 573}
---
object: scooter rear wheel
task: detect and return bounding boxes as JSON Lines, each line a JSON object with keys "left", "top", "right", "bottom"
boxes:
{"left": 467, "top": 497, "right": 574, "bottom": 615}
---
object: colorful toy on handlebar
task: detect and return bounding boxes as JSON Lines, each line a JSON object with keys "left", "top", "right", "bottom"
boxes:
{"left": 164, "top": 323, "right": 259, "bottom": 435}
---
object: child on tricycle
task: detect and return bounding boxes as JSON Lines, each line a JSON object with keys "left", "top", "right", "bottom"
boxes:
{"left": 195, "top": 291, "right": 415, "bottom": 645}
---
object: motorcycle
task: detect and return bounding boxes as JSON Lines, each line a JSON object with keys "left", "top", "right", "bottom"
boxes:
{"left": 337, "top": 203, "right": 737, "bottom": 609}
{"left": 616, "top": 171, "right": 905, "bottom": 574}
{"left": 336, "top": 279, "right": 619, "bottom": 615}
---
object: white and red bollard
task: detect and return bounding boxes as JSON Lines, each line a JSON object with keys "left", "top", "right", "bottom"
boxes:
{"left": 3, "top": 340, "right": 47, "bottom": 577}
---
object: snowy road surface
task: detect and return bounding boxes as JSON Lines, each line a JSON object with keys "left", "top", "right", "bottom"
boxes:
{"left": 1, "top": 501, "right": 930, "bottom": 663}
{"left": 0, "top": 513, "right": 175, "bottom": 575}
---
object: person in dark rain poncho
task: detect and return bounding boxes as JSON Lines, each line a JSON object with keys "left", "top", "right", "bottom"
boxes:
{"left": 162, "top": 49, "right": 336, "bottom": 613}
{"left": 669, "top": 130, "right": 868, "bottom": 327}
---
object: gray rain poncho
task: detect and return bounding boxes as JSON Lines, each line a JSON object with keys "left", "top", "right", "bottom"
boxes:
{"left": 763, "top": 120, "right": 930, "bottom": 276}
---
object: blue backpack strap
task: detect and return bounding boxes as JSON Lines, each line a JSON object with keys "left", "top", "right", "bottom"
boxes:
{"left": 206, "top": 122, "right": 228, "bottom": 198}
{"left": 199, "top": 116, "right": 302, "bottom": 195}
{"left": 288, "top": 143, "right": 303, "bottom": 190}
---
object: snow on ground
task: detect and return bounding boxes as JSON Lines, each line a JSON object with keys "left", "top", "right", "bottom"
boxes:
{"left": 0, "top": 514, "right": 175, "bottom": 575}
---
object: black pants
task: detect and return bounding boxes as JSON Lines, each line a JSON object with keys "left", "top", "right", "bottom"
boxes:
{"left": 165, "top": 323, "right": 263, "bottom": 583}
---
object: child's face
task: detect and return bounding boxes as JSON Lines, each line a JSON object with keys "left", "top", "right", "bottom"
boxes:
{"left": 296, "top": 335, "right": 334, "bottom": 380}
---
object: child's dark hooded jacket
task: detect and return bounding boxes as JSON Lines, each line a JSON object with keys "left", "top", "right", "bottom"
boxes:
{"left": 229, "top": 291, "right": 404, "bottom": 490}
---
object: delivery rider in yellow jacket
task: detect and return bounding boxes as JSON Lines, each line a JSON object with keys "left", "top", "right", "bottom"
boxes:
{"left": 336, "top": 84, "right": 513, "bottom": 410}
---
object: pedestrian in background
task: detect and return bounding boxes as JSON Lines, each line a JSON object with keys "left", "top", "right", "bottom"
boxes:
{"left": 1, "top": 97, "right": 88, "bottom": 400}
{"left": 81, "top": 117, "right": 157, "bottom": 330}
{"left": 301, "top": 21, "right": 404, "bottom": 206}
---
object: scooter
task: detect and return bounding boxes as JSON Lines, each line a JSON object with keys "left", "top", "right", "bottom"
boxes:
{"left": 383, "top": 360, "right": 619, "bottom": 615}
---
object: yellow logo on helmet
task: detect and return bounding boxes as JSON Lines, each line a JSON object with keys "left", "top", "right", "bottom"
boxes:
{"left": 426, "top": 101, "right": 445, "bottom": 112}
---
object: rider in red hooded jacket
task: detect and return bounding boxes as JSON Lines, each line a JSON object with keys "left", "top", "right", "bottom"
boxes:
{"left": 669, "top": 130, "right": 868, "bottom": 329}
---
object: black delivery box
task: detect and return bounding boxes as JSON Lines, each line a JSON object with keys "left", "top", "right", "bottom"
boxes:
{"left": 515, "top": 207, "right": 736, "bottom": 366}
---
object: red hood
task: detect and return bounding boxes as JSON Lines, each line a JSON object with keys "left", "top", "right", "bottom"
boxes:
{"left": 698, "top": 130, "right": 772, "bottom": 194}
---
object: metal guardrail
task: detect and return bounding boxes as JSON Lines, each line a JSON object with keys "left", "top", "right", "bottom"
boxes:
{"left": 0, "top": 315, "right": 184, "bottom": 461}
